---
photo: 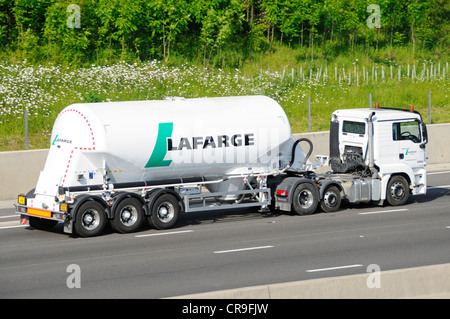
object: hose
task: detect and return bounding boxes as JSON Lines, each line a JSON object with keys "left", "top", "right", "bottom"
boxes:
{"left": 285, "top": 138, "right": 313, "bottom": 171}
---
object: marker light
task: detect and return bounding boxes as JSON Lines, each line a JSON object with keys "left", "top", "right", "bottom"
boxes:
{"left": 18, "top": 194, "right": 26, "bottom": 205}
{"left": 276, "top": 189, "right": 288, "bottom": 197}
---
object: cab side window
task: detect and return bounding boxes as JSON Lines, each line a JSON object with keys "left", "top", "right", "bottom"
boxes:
{"left": 392, "top": 121, "right": 421, "bottom": 143}
{"left": 343, "top": 120, "right": 365, "bottom": 135}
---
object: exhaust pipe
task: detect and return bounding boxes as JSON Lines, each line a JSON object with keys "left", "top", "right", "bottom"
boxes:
{"left": 368, "top": 112, "right": 378, "bottom": 178}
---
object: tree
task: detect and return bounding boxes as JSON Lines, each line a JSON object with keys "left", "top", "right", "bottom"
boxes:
{"left": 95, "top": 0, "right": 142, "bottom": 60}
{"left": 145, "top": 0, "right": 191, "bottom": 62}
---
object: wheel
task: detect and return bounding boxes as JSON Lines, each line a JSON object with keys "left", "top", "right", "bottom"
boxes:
{"left": 29, "top": 216, "right": 58, "bottom": 230}
{"left": 148, "top": 194, "right": 180, "bottom": 229}
{"left": 111, "top": 197, "right": 145, "bottom": 233}
{"left": 386, "top": 175, "right": 409, "bottom": 206}
{"left": 320, "top": 185, "right": 341, "bottom": 213}
{"left": 74, "top": 200, "right": 107, "bottom": 237}
{"left": 292, "top": 183, "right": 318, "bottom": 215}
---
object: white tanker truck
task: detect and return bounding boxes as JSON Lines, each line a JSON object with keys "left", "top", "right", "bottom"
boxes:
{"left": 15, "top": 95, "right": 428, "bottom": 237}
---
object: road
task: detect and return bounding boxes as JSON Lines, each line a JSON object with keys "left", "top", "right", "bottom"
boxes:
{"left": 1, "top": 171, "right": 449, "bottom": 298}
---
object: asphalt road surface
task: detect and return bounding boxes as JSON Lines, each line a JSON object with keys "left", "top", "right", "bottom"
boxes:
{"left": 1, "top": 171, "right": 449, "bottom": 298}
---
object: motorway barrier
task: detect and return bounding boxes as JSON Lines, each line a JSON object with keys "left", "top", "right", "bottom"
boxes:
{"left": 171, "top": 263, "right": 450, "bottom": 299}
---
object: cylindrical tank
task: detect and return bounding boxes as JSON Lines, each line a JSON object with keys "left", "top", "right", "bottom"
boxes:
{"left": 35, "top": 96, "right": 300, "bottom": 197}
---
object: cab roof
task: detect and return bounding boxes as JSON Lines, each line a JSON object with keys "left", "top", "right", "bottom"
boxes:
{"left": 332, "top": 107, "right": 423, "bottom": 122}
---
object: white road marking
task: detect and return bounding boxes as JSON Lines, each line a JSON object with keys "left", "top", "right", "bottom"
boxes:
{"left": 427, "top": 185, "right": 450, "bottom": 190}
{"left": 427, "top": 171, "right": 450, "bottom": 175}
{"left": 135, "top": 230, "right": 193, "bottom": 238}
{"left": 214, "top": 245, "right": 273, "bottom": 254}
{"left": 0, "top": 225, "right": 27, "bottom": 230}
{"left": 358, "top": 208, "right": 408, "bottom": 215}
{"left": 0, "top": 215, "right": 18, "bottom": 219}
{"left": 306, "top": 264, "right": 363, "bottom": 273}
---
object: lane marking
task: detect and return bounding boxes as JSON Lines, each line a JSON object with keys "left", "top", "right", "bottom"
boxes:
{"left": 214, "top": 245, "right": 273, "bottom": 254}
{"left": 0, "top": 215, "right": 17, "bottom": 219}
{"left": 306, "top": 264, "right": 363, "bottom": 273}
{"left": 358, "top": 208, "right": 408, "bottom": 215}
{"left": 135, "top": 230, "right": 193, "bottom": 238}
{"left": 0, "top": 225, "right": 27, "bottom": 230}
{"left": 427, "top": 185, "right": 450, "bottom": 190}
{"left": 427, "top": 171, "right": 450, "bottom": 175}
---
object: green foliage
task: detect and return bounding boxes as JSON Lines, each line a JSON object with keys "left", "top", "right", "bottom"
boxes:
{"left": 1, "top": 57, "right": 448, "bottom": 151}
{"left": 0, "top": 0, "right": 447, "bottom": 66}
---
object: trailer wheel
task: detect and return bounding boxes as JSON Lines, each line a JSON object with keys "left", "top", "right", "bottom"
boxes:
{"left": 320, "top": 185, "right": 341, "bottom": 213}
{"left": 386, "top": 175, "right": 409, "bottom": 206}
{"left": 29, "top": 216, "right": 58, "bottom": 230}
{"left": 74, "top": 201, "right": 107, "bottom": 237}
{"left": 148, "top": 194, "right": 180, "bottom": 229}
{"left": 111, "top": 197, "right": 145, "bottom": 233}
{"left": 292, "top": 183, "right": 318, "bottom": 215}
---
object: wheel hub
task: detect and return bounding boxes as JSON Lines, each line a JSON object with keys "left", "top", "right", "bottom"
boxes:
{"left": 157, "top": 203, "right": 174, "bottom": 222}
{"left": 120, "top": 205, "right": 137, "bottom": 225}
{"left": 324, "top": 192, "right": 337, "bottom": 207}
{"left": 390, "top": 182, "right": 405, "bottom": 200}
{"left": 82, "top": 210, "right": 99, "bottom": 229}
{"left": 299, "top": 190, "right": 313, "bottom": 208}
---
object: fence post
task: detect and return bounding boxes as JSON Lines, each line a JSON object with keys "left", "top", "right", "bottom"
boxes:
{"left": 308, "top": 96, "right": 311, "bottom": 132}
{"left": 428, "top": 90, "right": 432, "bottom": 124}
{"left": 369, "top": 93, "right": 372, "bottom": 109}
{"left": 25, "top": 108, "right": 29, "bottom": 150}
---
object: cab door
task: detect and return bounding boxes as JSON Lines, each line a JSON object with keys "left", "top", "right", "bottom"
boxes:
{"left": 392, "top": 120, "right": 427, "bottom": 168}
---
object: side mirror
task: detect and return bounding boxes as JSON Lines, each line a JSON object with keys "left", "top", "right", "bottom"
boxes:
{"left": 420, "top": 121, "right": 428, "bottom": 144}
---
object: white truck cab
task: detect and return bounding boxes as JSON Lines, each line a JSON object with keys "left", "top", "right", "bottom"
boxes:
{"left": 328, "top": 106, "right": 428, "bottom": 206}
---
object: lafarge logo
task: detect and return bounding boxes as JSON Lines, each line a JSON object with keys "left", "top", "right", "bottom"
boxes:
{"left": 145, "top": 122, "right": 255, "bottom": 168}
{"left": 145, "top": 123, "right": 174, "bottom": 168}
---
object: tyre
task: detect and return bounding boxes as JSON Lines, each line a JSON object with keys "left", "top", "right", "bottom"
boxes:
{"left": 74, "top": 200, "right": 107, "bottom": 237}
{"left": 320, "top": 185, "right": 341, "bottom": 213}
{"left": 29, "top": 216, "right": 58, "bottom": 230}
{"left": 292, "top": 183, "right": 319, "bottom": 215}
{"left": 111, "top": 197, "right": 145, "bottom": 234}
{"left": 386, "top": 175, "right": 409, "bottom": 206}
{"left": 148, "top": 194, "right": 180, "bottom": 230}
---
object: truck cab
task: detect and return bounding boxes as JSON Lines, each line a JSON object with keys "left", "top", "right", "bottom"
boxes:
{"left": 329, "top": 106, "right": 428, "bottom": 205}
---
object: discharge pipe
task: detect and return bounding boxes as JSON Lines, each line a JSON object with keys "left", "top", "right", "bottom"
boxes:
{"left": 284, "top": 138, "right": 313, "bottom": 172}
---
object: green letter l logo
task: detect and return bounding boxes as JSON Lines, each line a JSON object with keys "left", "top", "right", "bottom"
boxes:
{"left": 145, "top": 123, "right": 173, "bottom": 168}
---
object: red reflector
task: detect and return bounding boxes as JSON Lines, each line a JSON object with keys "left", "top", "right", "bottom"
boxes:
{"left": 276, "top": 190, "right": 288, "bottom": 197}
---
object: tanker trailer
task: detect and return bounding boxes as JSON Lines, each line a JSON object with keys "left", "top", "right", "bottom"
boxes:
{"left": 16, "top": 95, "right": 315, "bottom": 237}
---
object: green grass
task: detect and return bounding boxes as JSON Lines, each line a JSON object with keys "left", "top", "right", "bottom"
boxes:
{"left": 1, "top": 46, "right": 449, "bottom": 151}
